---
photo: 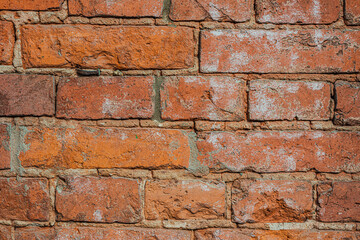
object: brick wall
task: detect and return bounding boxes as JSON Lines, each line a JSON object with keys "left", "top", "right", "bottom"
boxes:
{"left": 0, "top": 0, "right": 360, "bottom": 239}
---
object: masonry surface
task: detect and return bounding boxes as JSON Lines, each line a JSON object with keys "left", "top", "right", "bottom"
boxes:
{"left": 0, "top": 0, "right": 359, "bottom": 239}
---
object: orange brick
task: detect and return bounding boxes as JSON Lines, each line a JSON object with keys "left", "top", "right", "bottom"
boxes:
{"left": 195, "top": 229, "right": 359, "bottom": 239}
{"left": 19, "top": 127, "right": 191, "bottom": 169}
{"left": 69, "top": 0, "right": 163, "bottom": 17}
{"left": 0, "top": 225, "right": 11, "bottom": 240}
{"left": 56, "top": 176, "right": 141, "bottom": 223}
{"left": 197, "top": 131, "right": 360, "bottom": 173}
{"left": 170, "top": 0, "right": 251, "bottom": 22}
{"left": 15, "top": 227, "right": 55, "bottom": 240}
{"left": 249, "top": 80, "right": 331, "bottom": 120}
{"left": 161, "top": 76, "right": 246, "bottom": 121}
{"left": 256, "top": 0, "right": 340, "bottom": 24}
{"left": 345, "top": 0, "right": 360, "bottom": 25}
{"left": 0, "top": 75, "right": 55, "bottom": 116}
{"left": 145, "top": 180, "right": 226, "bottom": 220}
{"left": 21, "top": 25, "right": 195, "bottom": 70}
{"left": 200, "top": 29, "right": 360, "bottom": 73}
{"left": 335, "top": 81, "right": 360, "bottom": 125}
{"left": 317, "top": 181, "right": 360, "bottom": 222}
{"left": 0, "top": 0, "right": 63, "bottom": 10}
{"left": 57, "top": 76, "right": 154, "bottom": 119}
{"left": 0, "top": 178, "right": 50, "bottom": 221}
{"left": 232, "top": 180, "right": 313, "bottom": 223}
{"left": 0, "top": 21, "right": 14, "bottom": 65}
{"left": 0, "top": 124, "right": 10, "bottom": 169}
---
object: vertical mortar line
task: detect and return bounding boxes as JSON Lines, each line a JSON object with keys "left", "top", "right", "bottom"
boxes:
{"left": 194, "top": 27, "right": 200, "bottom": 75}
{"left": 49, "top": 177, "right": 57, "bottom": 226}
{"left": 9, "top": 122, "right": 21, "bottom": 176}
{"left": 245, "top": 79, "right": 251, "bottom": 122}
{"left": 139, "top": 178, "right": 147, "bottom": 224}
{"left": 53, "top": 76, "right": 59, "bottom": 118}
{"left": 197, "top": 28, "right": 202, "bottom": 76}
{"left": 10, "top": 226, "right": 15, "bottom": 240}
{"left": 331, "top": 81, "right": 337, "bottom": 122}
{"left": 251, "top": 0, "right": 257, "bottom": 26}
{"left": 152, "top": 76, "right": 165, "bottom": 123}
{"left": 12, "top": 21, "right": 23, "bottom": 70}
{"left": 312, "top": 180, "right": 318, "bottom": 223}
{"left": 225, "top": 181, "right": 233, "bottom": 220}
{"left": 191, "top": 230, "right": 196, "bottom": 240}
{"left": 161, "top": 0, "right": 172, "bottom": 23}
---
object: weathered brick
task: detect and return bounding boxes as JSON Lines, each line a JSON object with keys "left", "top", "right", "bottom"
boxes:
{"left": 56, "top": 176, "right": 141, "bottom": 223}
{"left": 16, "top": 227, "right": 191, "bottom": 239}
{"left": 256, "top": 0, "right": 340, "bottom": 24}
{"left": 0, "top": 0, "right": 63, "bottom": 10}
{"left": 145, "top": 180, "right": 226, "bottom": 220}
{"left": 0, "top": 124, "right": 10, "bottom": 169}
{"left": 249, "top": 80, "right": 331, "bottom": 120}
{"left": 19, "top": 127, "right": 191, "bottom": 169}
{"left": 69, "top": 0, "right": 163, "bottom": 17}
{"left": 195, "top": 229, "right": 359, "bottom": 239}
{"left": 200, "top": 29, "right": 360, "bottom": 73}
{"left": 197, "top": 131, "right": 360, "bottom": 173}
{"left": 0, "top": 75, "right": 55, "bottom": 116}
{"left": 335, "top": 81, "right": 360, "bottom": 125}
{"left": 0, "top": 178, "right": 50, "bottom": 221}
{"left": 232, "top": 180, "right": 313, "bottom": 223}
{"left": 317, "top": 181, "right": 360, "bottom": 222}
{"left": 0, "top": 21, "right": 14, "bottom": 65}
{"left": 0, "top": 225, "right": 11, "bottom": 240}
{"left": 21, "top": 25, "right": 195, "bottom": 70}
{"left": 57, "top": 76, "right": 154, "bottom": 119}
{"left": 161, "top": 76, "right": 246, "bottom": 121}
{"left": 170, "top": 0, "right": 251, "bottom": 22}
{"left": 345, "top": 0, "right": 360, "bottom": 25}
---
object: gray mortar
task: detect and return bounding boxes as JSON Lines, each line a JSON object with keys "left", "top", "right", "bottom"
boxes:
{"left": 184, "top": 131, "right": 209, "bottom": 176}
{"left": 152, "top": 76, "right": 165, "bottom": 123}
{"left": 8, "top": 124, "right": 29, "bottom": 175}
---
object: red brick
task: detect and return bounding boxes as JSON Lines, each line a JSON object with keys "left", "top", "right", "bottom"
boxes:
{"left": 15, "top": 227, "right": 55, "bottom": 240}
{"left": 19, "top": 127, "right": 191, "bottom": 169}
{"left": 249, "top": 80, "right": 331, "bottom": 121}
{"left": 56, "top": 227, "right": 191, "bottom": 239}
{"left": 317, "top": 181, "right": 360, "bottom": 222}
{"left": 69, "top": 0, "right": 163, "bottom": 17}
{"left": 0, "top": 75, "right": 55, "bottom": 116}
{"left": 335, "top": 81, "right": 360, "bottom": 125}
{"left": 195, "top": 229, "right": 359, "bottom": 239}
{"left": 145, "top": 180, "right": 225, "bottom": 220}
{"left": 57, "top": 76, "right": 154, "bottom": 119}
{"left": 56, "top": 176, "right": 141, "bottom": 223}
{"left": 0, "top": 21, "right": 14, "bottom": 65}
{"left": 345, "top": 0, "right": 360, "bottom": 25}
{"left": 0, "top": 0, "right": 63, "bottom": 10}
{"left": 161, "top": 76, "right": 246, "bottom": 121}
{"left": 0, "top": 124, "right": 10, "bottom": 169}
{"left": 256, "top": 0, "right": 340, "bottom": 24}
{"left": 170, "top": 0, "right": 251, "bottom": 22}
{"left": 21, "top": 25, "right": 195, "bottom": 70}
{"left": 197, "top": 131, "right": 360, "bottom": 173}
{"left": 232, "top": 180, "right": 313, "bottom": 223}
{"left": 0, "top": 225, "right": 11, "bottom": 240}
{"left": 0, "top": 178, "right": 50, "bottom": 221}
{"left": 200, "top": 29, "right": 360, "bottom": 73}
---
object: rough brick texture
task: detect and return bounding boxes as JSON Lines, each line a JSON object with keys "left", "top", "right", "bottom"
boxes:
{"left": 161, "top": 76, "right": 246, "bottom": 121}
{"left": 256, "top": 0, "right": 341, "bottom": 24}
{"left": 0, "top": 75, "right": 55, "bottom": 116}
{"left": 201, "top": 29, "right": 360, "bottom": 73}
{"left": 0, "top": 0, "right": 63, "bottom": 10}
{"left": 19, "top": 127, "right": 191, "bottom": 169}
{"left": 170, "top": 0, "right": 251, "bottom": 22}
{"left": 0, "top": 124, "right": 10, "bottom": 169}
{"left": 0, "top": 178, "right": 50, "bottom": 221}
{"left": 0, "top": 225, "right": 11, "bottom": 240}
{"left": 57, "top": 76, "right": 154, "bottom": 119}
{"left": 232, "top": 180, "right": 313, "bottom": 223}
{"left": 197, "top": 131, "right": 360, "bottom": 173}
{"left": 249, "top": 80, "right": 331, "bottom": 120}
{"left": 21, "top": 25, "right": 195, "bottom": 69}
{"left": 345, "top": 0, "right": 360, "bottom": 25}
{"left": 56, "top": 176, "right": 141, "bottom": 223}
{"left": 0, "top": 21, "right": 14, "bottom": 65}
{"left": 68, "top": 0, "right": 163, "bottom": 17}
{"left": 145, "top": 180, "right": 226, "bottom": 220}
{"left": 317, "top": 182, "right": 360, "bottom": 222}
{"left": 335, "top": 81, "right": 360, "bottom": 125}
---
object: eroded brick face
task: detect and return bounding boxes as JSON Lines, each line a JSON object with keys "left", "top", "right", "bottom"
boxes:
{"left": 57, "top": 76, "right": 154, "bottom": 119}
{"left": 56, "top": 176, "right": 141, "bottom": 223}
{"left": 68, "top": 0, "right": 163, "bottom": 17}
{"left": 345, "top": 0, "right": 360, "bottom": 25}
{"left": 0, "top": 124, "right": 10, "bottom": 169}
{"left": 0, "top": 21, "right": 14, "bottom": 65}
{"left": 335, "top": 81, "right": 360, "bottom": 125}
{"left": 0, "top": 225, "right": 11, "bottom": 240}
{"left": 0, "top": 178, "right": 50, "bottom": 221}
{"left": 256, "top": 0, "right": 341, "bottom": 24}
{"left": 21, "top": 25, "right": 195, "bottom": 69}
{"left": 0, "top": 0, "right": 63, "bottom": 10}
